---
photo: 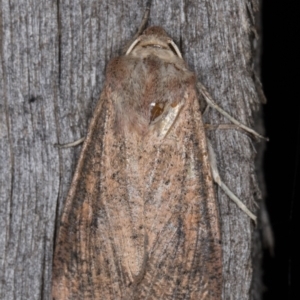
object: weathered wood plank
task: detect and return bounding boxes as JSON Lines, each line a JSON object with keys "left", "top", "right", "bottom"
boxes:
{"left": 0, "top": 1, "right": 59, "bottom": 299}
{"left": 0, "top": 1, "right": 265, "bottom": 299}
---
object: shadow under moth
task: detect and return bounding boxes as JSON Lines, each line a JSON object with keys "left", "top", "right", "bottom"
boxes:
{"left": 52, "top": 25, "right": 262, "bottom": 299}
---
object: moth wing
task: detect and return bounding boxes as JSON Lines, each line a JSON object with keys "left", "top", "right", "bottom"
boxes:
{"left": 52, "top": 57, "right": 222, "bottom": 299}
{"left": 52, "top": 89, "right": 145, "bottom": 299}
{"left": 133, "top": 88, "right": 222, "bottom": 299}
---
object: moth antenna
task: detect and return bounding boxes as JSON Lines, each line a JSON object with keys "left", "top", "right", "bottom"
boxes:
{"left": 168, "top": 40, "right": 182, "bottom": 58}
{"left": 135, "top": 1, "right": 152, "bottom": 37}
{"left": 126, "top": 37, "right": 141, "bottom": 55}
{"left": 122, "top": 2, "right": 151, "bottom": 53}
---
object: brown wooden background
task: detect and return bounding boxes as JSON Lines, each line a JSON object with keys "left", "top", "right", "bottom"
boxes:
{"left": 0, "top": 0, "right": 268, "bottom": 299}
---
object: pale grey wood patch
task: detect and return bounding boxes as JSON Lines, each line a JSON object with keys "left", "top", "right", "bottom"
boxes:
{"left": 0, "top": 0, "right": 266, "bottom": 299}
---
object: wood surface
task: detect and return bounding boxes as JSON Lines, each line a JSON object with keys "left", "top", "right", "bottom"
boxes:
{"left": 0, "top": 0, "right": 266, "bottom": 299}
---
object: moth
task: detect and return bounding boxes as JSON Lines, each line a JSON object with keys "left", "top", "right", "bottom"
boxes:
{"left": 52, "top": 26, "right": 259, "bottom": 299}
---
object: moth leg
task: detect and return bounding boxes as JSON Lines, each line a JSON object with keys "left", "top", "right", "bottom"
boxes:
{"left": 207, "top": 140, "right": 257, "bottom": 223}
{"left": 204, "top": 124, "right": 249, "bottom": 132}
{"left": 197, "top": 82, "right": 268, "bottom": 141}
{"left": 54, "top": 137, "right": 85, "bottom": 148}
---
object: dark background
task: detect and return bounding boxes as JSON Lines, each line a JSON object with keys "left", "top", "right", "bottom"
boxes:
{"left": 261, "top": 1, "right": 299, "bottom": 299}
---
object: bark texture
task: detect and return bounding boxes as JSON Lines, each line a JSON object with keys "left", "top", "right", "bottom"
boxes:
{"left": 0, "top": 0, "right": 266, "bottom": 299}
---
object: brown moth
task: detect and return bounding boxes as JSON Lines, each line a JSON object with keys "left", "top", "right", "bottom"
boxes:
{"left": 52, "top": 26, "right": 222, "bottom": 299}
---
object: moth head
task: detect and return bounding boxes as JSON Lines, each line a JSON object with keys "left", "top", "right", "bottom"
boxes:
{"left": 126, "top": 26, "right": 182, "bottom": 59}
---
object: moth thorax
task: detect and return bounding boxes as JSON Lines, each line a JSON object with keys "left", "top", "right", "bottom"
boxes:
{"left": 142, "top": 26, "right": 169, "bottom": 38}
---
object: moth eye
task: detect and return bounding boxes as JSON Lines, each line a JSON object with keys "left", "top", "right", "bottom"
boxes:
{"left": 150, "top": 102, "right": 165, "bottom": 122}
